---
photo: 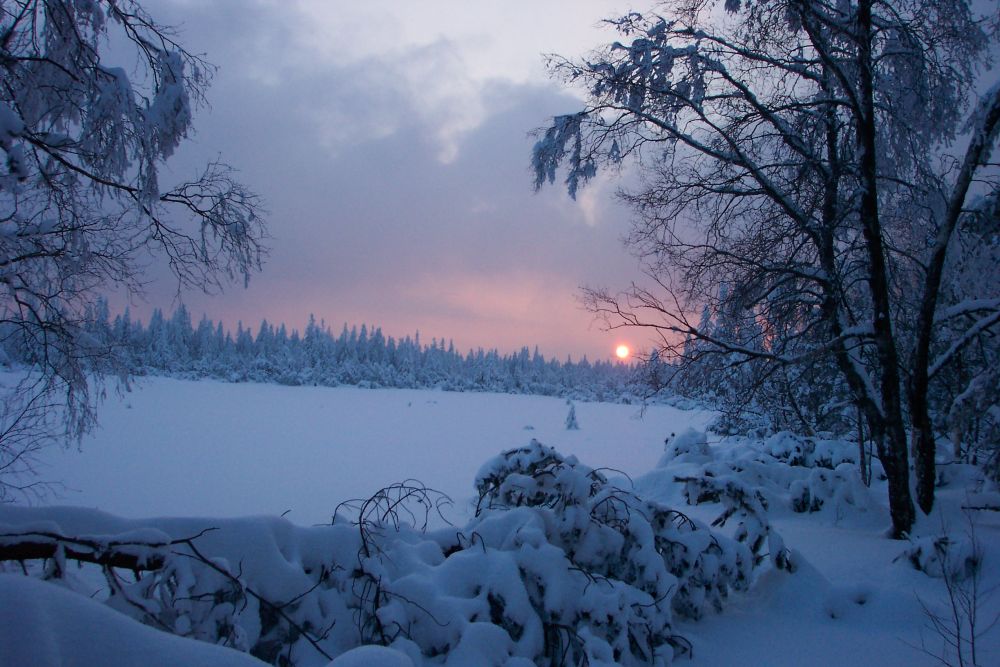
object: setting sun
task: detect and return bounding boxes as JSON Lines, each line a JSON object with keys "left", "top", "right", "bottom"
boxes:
{"left": 615, "top": 344, "right": 630, "bottom": 360}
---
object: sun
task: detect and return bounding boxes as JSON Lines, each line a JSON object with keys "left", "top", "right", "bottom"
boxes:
{"left": 615, "top": 344, "right": 630, "bottom": 360}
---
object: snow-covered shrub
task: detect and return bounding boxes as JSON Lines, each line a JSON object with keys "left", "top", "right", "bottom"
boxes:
{"left": 760, "top": 432, "right": 857, "bottom": 470}
{"left": 788, "top": 464, "right": 874, "bottom": 515}
{"left": 658, "top": 428, "right": 711, "bottom": 465}
{"left": 106, "top": 542, "right": 248, "bottom": 651}
{"left": 899, "top": 536, "right": 981, "bottom": 582}
{"left": 672, "top": 467, "right": 796, "bottom": 573}
{"left": 475, "top": 440, "right": 755, "bottom": 625}
{"left": 748, "top": 436, "right": 880, "bottom": 518}
{"left": 657, "top": 430, "right": 879, "bottom": 525}
{"left": 334, "top": 438, "right": 767, "bottom": 664}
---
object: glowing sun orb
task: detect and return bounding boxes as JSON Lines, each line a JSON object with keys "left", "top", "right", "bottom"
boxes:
{"left": 615, "top": 344, "right": 631, "bottom": 360}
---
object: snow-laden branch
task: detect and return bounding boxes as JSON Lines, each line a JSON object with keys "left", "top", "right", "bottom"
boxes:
{"left": 929, "top": 309, "right": 1000, "bottom": 381}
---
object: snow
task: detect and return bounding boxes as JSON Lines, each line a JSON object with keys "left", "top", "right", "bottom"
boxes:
{"left": 676, "top": 516, "right": 970, "bottom": 667}
{"left": 634, "top": 453, "right": 1000, "bottom": 667}
{"left": 330, "top": 645, "right": 415, "bottom": 667}
{"left": 0, "top": 574, "right": 267, "bottom": 667}
{"left": 38, "top": 376, "right": 712, "bottom": 525}
{"left": 5, "top": 377, "right": 1000, "bottom": 666}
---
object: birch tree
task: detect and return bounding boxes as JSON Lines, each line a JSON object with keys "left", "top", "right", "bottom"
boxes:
{"left": 532, "top": 0, "right": 999, "bottom": 537}
{"left": 0, "top": 0, "right": 266, "bottom": 497}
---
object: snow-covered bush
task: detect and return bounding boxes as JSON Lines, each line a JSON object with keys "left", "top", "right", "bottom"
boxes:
{"left": 658, "top": 428, "right": 711, "bottom": 465}
{"left": 743, "top": 435, "right": 881, "bottom": 518}
{"left": 754, "top": 431, "right": 859, "bottom": 470}
{"left": 655, "top": 430, "right": 880, "bottom": 527}
{"left": 671, "top": 466, "right": 797, "bottom": 573}
{"left": 899, "top": 536, "right": 981, "bottom": 582}
{"left": 474, "top": 440, "right": 754, "bottom": 625}
{"left": 0, "top": 511, "right": 378, "bottom": 666}
{"left": 788, "top": 464, "right": 874, "bottom": 515}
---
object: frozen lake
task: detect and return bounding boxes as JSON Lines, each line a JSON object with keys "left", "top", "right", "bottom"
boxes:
{"left": 39, "top": 377, "right": 712, "bottom": 525}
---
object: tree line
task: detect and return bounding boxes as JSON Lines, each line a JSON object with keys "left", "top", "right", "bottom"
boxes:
{"left": 6, "top": 301, "right": 638, "bottom": 402}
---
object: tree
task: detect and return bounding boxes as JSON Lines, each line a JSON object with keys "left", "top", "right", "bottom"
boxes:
{"left": 533, "top": 0, "right": 1000, "bottom": 537}
{"left": 0, "top": 0, "right": 266, "bottom": 497}
{"left": 565, "top": 400, "right": 580, "bottom": 430}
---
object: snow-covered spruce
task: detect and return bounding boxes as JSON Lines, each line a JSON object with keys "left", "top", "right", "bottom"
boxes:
{"left": 565, "top": 401, "right": 580, "bottom": 430}
{"left": 0, "top": 440, "right": 776, "bottom": 666}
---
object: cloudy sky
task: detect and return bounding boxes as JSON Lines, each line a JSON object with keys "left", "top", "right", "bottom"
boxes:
{"left": 137, "top": 0, "right": 643, "bottom": 361}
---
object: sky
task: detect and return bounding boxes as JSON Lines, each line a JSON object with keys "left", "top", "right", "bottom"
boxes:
{"left": 133, "top": 0, "right": 644, "bottom": 361}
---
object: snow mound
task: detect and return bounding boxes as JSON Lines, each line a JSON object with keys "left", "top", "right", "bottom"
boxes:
{"left": 657, "top": 428, "right": 711, "bottom": 465}
{"left": 329, "top": 645, "right": 415, "bottom": 667}
{"left": 0, "top": 574, "right": 266, "bottom": 667}
{"left": 898, "top": 535, "right": 981, "bottom": 581}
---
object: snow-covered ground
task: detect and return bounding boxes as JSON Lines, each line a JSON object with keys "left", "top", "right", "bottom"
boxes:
{"left": 674, "top": 492, "right": 1000, "bottom": 667}
{"left": 38, "top": 377, "right": 713, "bottom": 525}
{"left": 3, "top": 377, "right": 999, "bottom": 667}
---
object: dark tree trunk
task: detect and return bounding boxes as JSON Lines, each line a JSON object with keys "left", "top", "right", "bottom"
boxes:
{"left": 856, "top": 0, "right": 914, "bottom": 537}
{"left": 908, "top": 87, "right": 1000, "bottom": 515}
{"left": 911, "top": 416, "right": 937, "bottom": 515}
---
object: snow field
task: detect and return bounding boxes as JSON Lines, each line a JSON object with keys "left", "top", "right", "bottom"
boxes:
{"left": 41, "top": 377, "right": 713, "bottom": 525}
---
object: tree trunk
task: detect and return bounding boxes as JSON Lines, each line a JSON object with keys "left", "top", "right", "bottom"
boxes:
{"left": 908, "top": 86, "right": 1000, "bottom": 515}
{"left": 856, "top": 0, "right": 914, "bottom": 537}
{"left": 910, "top": 386, "right": 937, "bottom": 514}
{"left": 812, "top": 56, "right": 911, "bottom": 532}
